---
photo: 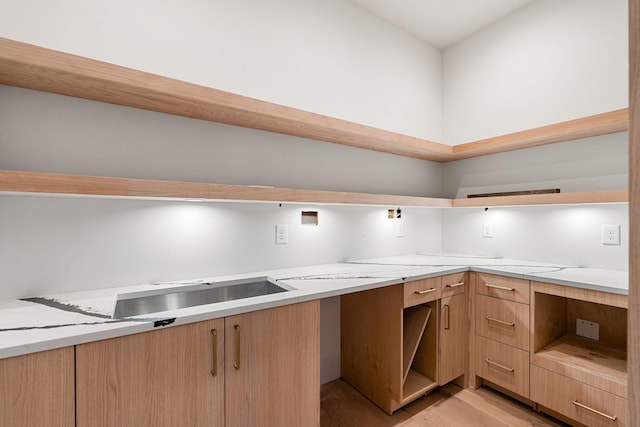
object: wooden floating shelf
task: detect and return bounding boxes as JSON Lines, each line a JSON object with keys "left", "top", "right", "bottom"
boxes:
{"left": 0, "top": 170, "right": 452, "bottom": 208}
{"left": 0, "top": 38, "right": 629, "bottom": 163}
{"left": 452, "top": 190, "right": 628, "bottom": 207}
{"left": 452, "top": 109, "right": 629, "bottom": 160}
{"left": 0, "top": 170, "right": 628, "bottom": 208}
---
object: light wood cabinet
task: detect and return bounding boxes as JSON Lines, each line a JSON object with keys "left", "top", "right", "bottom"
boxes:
{"left": 76, "top": 318, "right": 225, "bottom": 427}
{"left": 530, "top": 281, "right": 627, "bottom": 426}
{"left": 76, "top": 301, "right": 320, "bottom": 427}
{"left": 438, "top": 272, "right": 468, "bottom": 386}
{"left": 475, "top": 293, "right": 529, "bottom": 351}
{"left": 471, "top": 272, "right": 531, "bottom": 398}
{"left": 0, "top": 347, "right": 74, "bottom": 427}
{"left": 474, "top": 335, "right": 530, "bottom": 397}
{"left": 342, "top": 273, "right": 468, "bottom": 415}
{"left": 224, "top": 301, "right": 320, "bottom": 427}
{"left": 531, "top": 365, "right": 626, "bottom": 427}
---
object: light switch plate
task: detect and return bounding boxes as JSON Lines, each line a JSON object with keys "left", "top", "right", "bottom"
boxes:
{"left": 482, "top": 222, "right": 493, "bottom": 238}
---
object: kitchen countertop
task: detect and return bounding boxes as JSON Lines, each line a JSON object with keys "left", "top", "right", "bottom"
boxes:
{"left": 0, "top": 254, "right": 628, "bottom": 359}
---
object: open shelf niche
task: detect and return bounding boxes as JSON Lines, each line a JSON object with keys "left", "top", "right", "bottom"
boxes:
{"left": 531, "top": 282, "right": 628, "bottom": 399}
{"left": 400, "top": 301, "right": 439, "bottom": 405}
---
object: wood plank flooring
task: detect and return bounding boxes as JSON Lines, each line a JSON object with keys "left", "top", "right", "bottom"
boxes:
{"left": 320, "top": 380, "right": 568, "bottom": 427}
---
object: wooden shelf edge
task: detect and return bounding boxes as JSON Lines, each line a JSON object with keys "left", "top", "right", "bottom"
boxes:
{"left": 0, "top": 38, "right": 627, "bottom": 163}
{"left": 452, "top": 190, "right": 628, "bottom": 207}
{"left": 452, "top": 109, "right": 629, "bottom": 160}
{"left": 0, "top": 170, "right": 452, "bottom": 208}
{"left": 0, "top": 37, "right": 453, "bottom": 162}
{"left": 0, "top": 170, "right": 628, "bottom": 208}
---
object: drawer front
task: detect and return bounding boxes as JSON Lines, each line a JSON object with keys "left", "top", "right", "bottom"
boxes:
{"left": 531, "top": 365, "right": 627, "bottom": 427}
{"left": 475, "top": 294, "right": 529, "bottom": 351}
{"left": 441, "top": 272, "right": 467, "bottom": 298}
{"left": 475, "top": 336, "right": 529, "bottom": 398}
{"left": 404, "top": 277, "right": 441, "bottom": 308}
{"left": 475, "top": 272, "right": 529, "bottom": 304}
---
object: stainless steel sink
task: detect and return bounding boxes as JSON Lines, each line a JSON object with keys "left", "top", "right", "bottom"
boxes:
{"left": 113, "top": 276, "right": 291, "bottom": 319}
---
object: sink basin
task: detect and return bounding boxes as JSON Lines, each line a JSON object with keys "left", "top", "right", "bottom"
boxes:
{"left": 113, "top": 276, "right": 291, "bottom": 319}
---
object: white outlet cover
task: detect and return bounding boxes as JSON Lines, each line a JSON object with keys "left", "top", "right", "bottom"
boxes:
{"left": 275, "top": 224, "right": 288, "bottom": 244}
{"left": 601, "top": 224, "right": 621, "bottom": 246}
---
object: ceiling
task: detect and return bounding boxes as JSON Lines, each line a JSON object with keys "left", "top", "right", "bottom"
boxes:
{"left": 348, "top": 0, "right": 534, "bottom": 48}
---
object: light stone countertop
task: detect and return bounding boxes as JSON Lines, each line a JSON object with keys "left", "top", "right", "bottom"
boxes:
{"left": 0, "top": 254, "right": 628, "bottom": 359}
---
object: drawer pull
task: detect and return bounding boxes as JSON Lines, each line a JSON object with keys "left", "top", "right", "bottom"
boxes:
{"left": 484, "top": 283, "right": 515, "bottom": 292}
{"left": 445, "top": 281, "right": 465, "bottom": 288}
{"left": 485, "top": 316, "right": 515, "bottom": 327}
{"left": 415, "top": 288, "right": 437, "bottom": 295}
{"left": 211, "top": 329, "right": 218, "bottom": 376}
{"left": 484, "top": 358, "right": 515, "bottom": 372}
{"left": 572, "top": 400, "right": 617, "bottom": 421}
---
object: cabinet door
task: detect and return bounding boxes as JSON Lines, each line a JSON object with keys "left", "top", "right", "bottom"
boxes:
{"left": 439, "top": 293, "right": 467, "bottom": 385}
{"left": 0, "top": 347, "right": 74, "bottom": 427}
{"left": 225, "top": 300, "right": 320, "bottom": 427}
{"left": 76, "top": 319, "right": 224, "bottom": 427}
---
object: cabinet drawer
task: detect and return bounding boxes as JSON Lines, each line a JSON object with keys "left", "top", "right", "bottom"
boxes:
{"left": 441, "top": 272, "right": 467, "bottom": 298}
{"left": 475, "top": 272, "right": 529, "bottom": 304}
{"left": 475, "top": 336, "right": 529, "bottom": 398}
{"left": 404, "top": 277, "right": 441, "bottom": 308}
{"left": 475, "top": 294, "right": 529, "bottom": 351}
{"left": 531, "top": 365, "right": 627, "bottom": 427}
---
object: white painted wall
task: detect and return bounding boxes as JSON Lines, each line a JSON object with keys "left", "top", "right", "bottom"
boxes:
{"left": 0, "top": 0, "right": 443, "bottom": 141}
{"left": 442, "top": 204, "right": 628, "bottom": 272}
{"left": 0, "top": 86, "right": 444, "bottom": 197}
{"left": 442, "top": 0, "right": 628, "bottom": 144}
{"left": 441, "top": 132, "right": 628, "bottom": 199}
{"left": 0, "top": 195, "right": 443, "bottom": 300}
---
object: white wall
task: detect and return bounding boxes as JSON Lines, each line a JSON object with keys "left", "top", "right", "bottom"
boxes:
{"left": 441, "top": 132, "right": 628, "bottom": 198}
{"left": 0, "top": 85, "right": 444, "bottom": 197}
{"left": 0, "top": 0, "right": 443, "bottom": 141}
{"left": 442, "top": 204, "right": 628, "bottom": 272}
{"left": 0, "top": 195, "right": 443, "bottom": 300}
{"left": 442, "top": 0, "right": 628, "bottom": 144}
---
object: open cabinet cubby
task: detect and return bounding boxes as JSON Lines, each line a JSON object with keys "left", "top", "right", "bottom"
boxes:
{"left": 531, "top": 282, "right": 628, "bottom": 399}
{"left": 401, "top": 302, "right": 438, "bottom": 405}
{"left": 340, "top": 282, "right": 441, "bottom": 415}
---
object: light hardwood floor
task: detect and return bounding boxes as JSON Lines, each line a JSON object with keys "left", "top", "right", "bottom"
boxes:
{"left": 320, "top": 380, "right": 568, "bottom": 427}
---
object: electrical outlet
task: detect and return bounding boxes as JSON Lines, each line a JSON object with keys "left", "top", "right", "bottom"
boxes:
{"left": 576, "top": 318, "right": 599, "bottom": 340}
{"left": 601, "top": 224, "right": 621, "bottom": 245}
{"left": 396, "top": 221, "right": 404, "bottom": 237}
{"left": 275, "top": 224, "right": 288, "bottom": 244}
{"left": 482, "top": 222, "right": 493, "bottom": 238}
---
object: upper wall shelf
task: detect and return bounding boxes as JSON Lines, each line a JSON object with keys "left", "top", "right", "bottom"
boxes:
{"left": 0, "top": 170, "right": 452, "bottom": 208}
{"left": 0, "top": 170, "right": 627, "bottom": 208}
{"left": 0, "top": 38, "right": 629, "bottom": 163}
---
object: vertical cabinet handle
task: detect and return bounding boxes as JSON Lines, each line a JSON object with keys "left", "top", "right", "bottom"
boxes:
{"left": 234, "top": 324, "right": 241, "bottom": 370}
{"left": 444, "top": 304, "right": 450, "bottom": 330}
{"left": 210, "top": 329, "right": 217, "bottom": 377}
